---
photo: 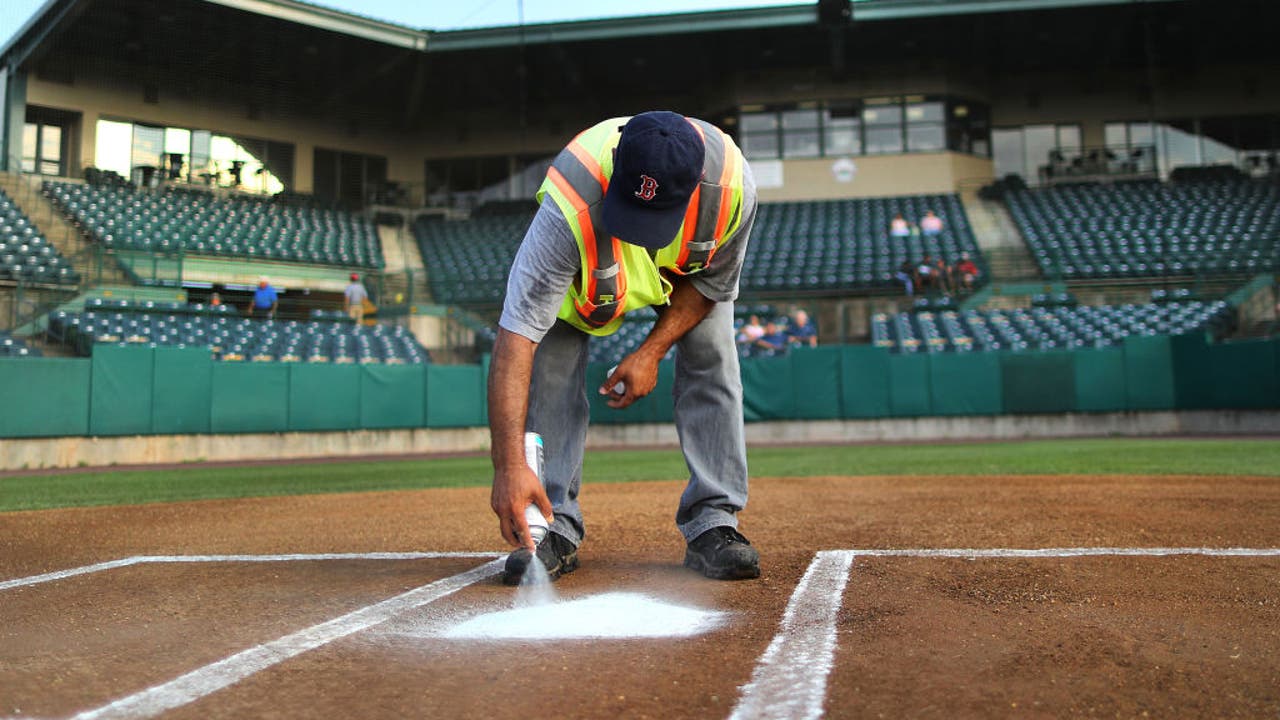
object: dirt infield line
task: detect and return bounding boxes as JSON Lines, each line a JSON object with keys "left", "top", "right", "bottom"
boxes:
{"left": 728, "top": 547, "right": 1280, "bottom": 720}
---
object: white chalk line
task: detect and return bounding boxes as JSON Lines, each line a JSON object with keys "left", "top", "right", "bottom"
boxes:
{"left": 728, "top": 550, "right": 853, "bottom": 720}
{"left": 69, "top": 557, "right": 504, "bottom": 719}
{"left": 728, "top": 547, "right": 1280, "bottom": 720}
{"left": 0, "top": 552, "right": 503, "bottom": 593}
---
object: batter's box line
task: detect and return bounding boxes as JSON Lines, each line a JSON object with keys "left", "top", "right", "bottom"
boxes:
{"left": 0, "top": 551, "right": 505, "bottom": 593}
{"left": 728, "top": 546, "right": 1280, "bottom": 720}
{"left": 1, "top": 552, "right": 507, "bottom": 720}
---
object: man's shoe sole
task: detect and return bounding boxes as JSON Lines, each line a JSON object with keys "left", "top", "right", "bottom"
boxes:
{"left": 683, "top": 551, "right": 761, "bottom": 580}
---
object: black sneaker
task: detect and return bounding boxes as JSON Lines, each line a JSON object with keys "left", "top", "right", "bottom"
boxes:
{"left": 684, "top": 526, "right": 760, "bottom": 580}
{"left": 503, "top": 531, "right": 580, "bottom": 586}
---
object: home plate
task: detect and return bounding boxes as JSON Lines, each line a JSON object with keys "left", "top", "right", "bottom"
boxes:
{"left": 442, "top": 592, "right": 728, "bottom": 640}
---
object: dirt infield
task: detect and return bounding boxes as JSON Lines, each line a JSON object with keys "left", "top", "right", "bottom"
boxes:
{"left": 3, "top": 473, "right": 1279, "bottom": 718}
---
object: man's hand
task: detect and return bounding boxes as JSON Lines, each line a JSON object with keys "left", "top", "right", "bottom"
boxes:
{"left": 490, "top": 462, "right": 553, "bottom": 552}
{"left": 599, "top": 350, "right": 661, "bottom": 409}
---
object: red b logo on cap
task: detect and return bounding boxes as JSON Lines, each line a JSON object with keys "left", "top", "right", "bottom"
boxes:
{"left": 634, "top": 174, "right": 658, "bottom": 201}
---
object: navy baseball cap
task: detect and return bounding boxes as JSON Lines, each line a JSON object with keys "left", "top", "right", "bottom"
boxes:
{"left": 602, "top": 111, "right": 705, "bottom": 250}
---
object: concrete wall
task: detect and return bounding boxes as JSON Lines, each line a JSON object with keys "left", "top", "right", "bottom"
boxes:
{"left": 754, "top": 151, "right": 994, "bottom": 203}
{"left": 3, "top": 410, "right": 1277, "bottom": 471}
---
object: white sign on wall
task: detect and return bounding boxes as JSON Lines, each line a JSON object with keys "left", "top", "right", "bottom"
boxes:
{"left": 831, "top": 157, "right": 857, "bottom": 183}
{"left": 751, "top": 159, "right": 784, "bottom": 188}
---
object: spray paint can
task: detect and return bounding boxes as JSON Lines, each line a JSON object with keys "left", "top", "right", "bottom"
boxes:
{"left": 523, "top": 431, "right": 548, "bottom": 544}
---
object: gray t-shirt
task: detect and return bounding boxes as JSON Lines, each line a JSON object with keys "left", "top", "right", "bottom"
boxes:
{"left": 500, "top": 163, "right": 757, "bottom": 343}
{"left": 344, "top": 282, "right": 368, "bottom": 305}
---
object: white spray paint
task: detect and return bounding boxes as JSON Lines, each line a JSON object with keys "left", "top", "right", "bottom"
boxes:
{"left": 443, "top": 592, "right": 727, "bottom": 640}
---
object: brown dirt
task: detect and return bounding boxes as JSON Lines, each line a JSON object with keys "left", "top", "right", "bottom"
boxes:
{"left": 2, "top": 473, "right": 1279, "bottom": 718}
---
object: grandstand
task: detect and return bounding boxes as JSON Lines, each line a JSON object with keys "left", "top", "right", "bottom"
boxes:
{"left": 43, "top": 181, "right": 383, "bottom": 269}
{"left": 0, "top": 187, "right": 79, "bottom": 286}
{"left": 0, "top": 0, "right": 1275, "bottom": 463}
{"left": 1006, "top": 177, "right": 1280, "bottom": 281}
{"left": 47, "top": 299, "right": 428, "bottom": 364}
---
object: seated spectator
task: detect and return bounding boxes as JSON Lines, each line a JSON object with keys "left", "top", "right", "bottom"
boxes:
{"left": 209, "top": 292, "right": 223, "bottom": 307}
{"left": 933, "top": 256, "right": 952, "bottom": 294}
{"left": 736, "top": 314, "right": 765, "bottom": 350}
{"left": 953, "top": 252, "right": 981, "bottom": 293}
{"left": 889, "top": 213, "right": 910, "bottom": 238}
{"left": 894, "top": 260, "right": 916, "bottom": 297}
{"left": 916, "top": 255, "right": 938, "bottom": 292}
{"left": 920, "top": 210, "right": 944, "bottom": 236}
{"left": 753, "top": 320, "right": 789, "bottom": 357}
{"left": 786, "top": 309, "right": 818, "bottom": 348}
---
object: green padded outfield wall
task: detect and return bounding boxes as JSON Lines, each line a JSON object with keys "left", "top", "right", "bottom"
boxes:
{"left": 90, "top": 345, "right": 155, "bottom": 436}
{"left": 741, "top": 355, "right": 796, "bottom": 421}
{"left": 210, "top": 362, "right": 290, "bottom": 433}
{"left": 841, "top": 345, "right": 891, "bottom": 418}
{"left": 1173, "top": 335, "right": 1279, "bottom": 410}
{"left": 929, "top": 352, "right": 1003, "bottom": 416}
{"left": 1073, "top": 347, "right": 1127, "bottom": 412}
{"left": 425, "top": 364, "right": 485, "bottom": 427}
{"left": 2, "top": 338, "right": 1278, "bottom": 439}
{"left": 790, "top": 347, "right": 845, "bottom": 419}
{"left": 888, "top": 352, "right": 932, "bottom": 416}
{"left": 152, "top": 347, "right": 213, "bottom": 433}
{"left": 0, "top": 357, "right": 91, "bottom": 437}
{"left": 361, "top": 364, "right": 426, "bottom": 429}
{"left": 1001, "top": 352, "right": 1076, "bottom": 414}
{"left": 1123, "top": 335, "right": 1176, "bottom": 410}
{"left": 288, "top": 364, "right": 361, "bottom": 431}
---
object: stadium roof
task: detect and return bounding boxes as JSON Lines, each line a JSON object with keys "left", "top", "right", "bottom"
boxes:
{"left": 1, "top": 0, "right": 1182, "bottom": 66}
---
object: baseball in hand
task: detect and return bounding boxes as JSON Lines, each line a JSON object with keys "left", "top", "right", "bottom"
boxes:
{"left": 608, "top": 364, "right": 625, "bottom": 395}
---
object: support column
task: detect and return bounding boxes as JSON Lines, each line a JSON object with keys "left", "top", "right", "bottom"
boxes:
{"left": 0, "top": 67, "right": 28, "bottom": 172}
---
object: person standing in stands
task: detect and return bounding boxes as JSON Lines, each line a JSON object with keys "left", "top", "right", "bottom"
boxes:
{"left": 344, "top": 272, "right": 369, "bottom": 323}
{"left": 248, "top": 277, "right": 277, "bottom": 320}
{"left": 488, "top": 111, "right": 761, "bottom": 585}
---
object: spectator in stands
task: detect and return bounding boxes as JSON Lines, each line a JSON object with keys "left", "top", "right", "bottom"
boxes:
{"left": 754, "top": 320, "right": 789, "bottom": 357}
{"left": 786, "top": 308, "right": 818, "bottom": 348}
{"left": 890, "top": 213, "right": 910, "bottom": 238}
{"left": 345, "top": 273, "right": 369, "bottom": 323}
{"left": 736, "top": 314, "right": 765, "bottom": 353}
{"left": 916, "top": 255, "right": 938, "bottom": 293}
{"left": 209, "top": 292, "right": 223, "bottom": 307}
{"left": 248, "top": 277, "right": 278, "bottom": 320}
{"left": 920, "top": 210, "right": 944, "bottom": 236}
{"left": 894, "top": 259, "right": 916, "bottom": 297}
{"left": 953, "top": 252, "right": 981, "bottom": 293}
{"left": 932, "top": 256, "right": 952, "bottom": 294}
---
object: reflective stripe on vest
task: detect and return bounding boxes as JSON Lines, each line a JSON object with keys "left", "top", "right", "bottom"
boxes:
{"left": 539, "top": 116, "right": 743, "bottom": 334}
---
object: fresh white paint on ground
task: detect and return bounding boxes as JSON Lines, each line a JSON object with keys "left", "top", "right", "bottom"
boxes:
{"left": 441, "top": 591, "right": 728, "bottom": 640}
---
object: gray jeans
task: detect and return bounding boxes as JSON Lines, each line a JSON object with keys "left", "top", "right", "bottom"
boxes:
{"left": 527, "top": 300, "right": 749, "bottom": 546}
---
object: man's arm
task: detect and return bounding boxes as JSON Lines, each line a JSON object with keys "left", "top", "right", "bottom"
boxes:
{"left": 487, "top": 328, "right": 554, "bottom": 551}
{"left": 601, "top": 277, "right": 714, "bottom": 409}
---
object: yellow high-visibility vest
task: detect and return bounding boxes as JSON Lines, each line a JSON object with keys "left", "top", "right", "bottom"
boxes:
{"left": 535, "top": 116, "right": 746, "bottom": 336}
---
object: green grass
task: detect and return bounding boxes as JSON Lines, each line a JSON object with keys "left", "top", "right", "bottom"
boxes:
{"left": 2, "top": 438, "right": 1277, "bottom": 512}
